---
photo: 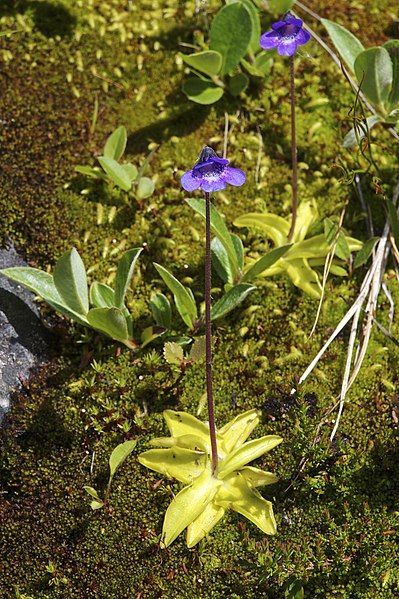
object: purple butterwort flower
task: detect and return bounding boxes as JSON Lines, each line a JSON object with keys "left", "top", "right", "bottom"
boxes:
{"left": 181, "top": 146, "right": 246, "bottom": 193}
{"left": 260, "top": 13, "right": 311, "bottom": 57}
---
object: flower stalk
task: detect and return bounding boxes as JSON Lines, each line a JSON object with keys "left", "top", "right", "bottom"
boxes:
{"left": 288, "top": 54, "right": 298, "bottom": 242}
{"left": 204, "top": 191, "right": 218, "bottom": 474}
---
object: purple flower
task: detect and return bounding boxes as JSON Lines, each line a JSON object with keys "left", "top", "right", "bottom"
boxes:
{"left": 181, "top": 146, "right": 246, "bottom": 193}
{"left": 260, "top": 13, "right": 311, "bottom": 57}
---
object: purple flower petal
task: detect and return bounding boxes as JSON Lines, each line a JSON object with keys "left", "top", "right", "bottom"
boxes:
{"left": 284, "top": 14, "right": 303, "bottom": 27}
{"left": 201, "top": 179, "right": 226, "bottom": 193}
{"left": 222, "top": 167, "right": 246, "bottom": 187}
{"left": 260, "top": 31, "right": 279, "bottom": 50}
{"left": 278, "top": 40, "right": 298, "bottom": 56}
{"left": 271, "top": 20, "right": 287, "bottom": 31}
{"left": 181, "top": 170, "right": 201, "bottom": 192}
{"left": 296, "top": 28, "right": 311, "bottom": 45}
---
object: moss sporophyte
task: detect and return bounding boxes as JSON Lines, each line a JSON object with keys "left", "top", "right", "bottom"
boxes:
{"left": 139, "top": 147, "right": 281, "bottom": 547}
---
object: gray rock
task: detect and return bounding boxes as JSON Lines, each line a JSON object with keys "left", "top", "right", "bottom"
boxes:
{"left": 0, "top": 243, "right": 51, "bottom": 420}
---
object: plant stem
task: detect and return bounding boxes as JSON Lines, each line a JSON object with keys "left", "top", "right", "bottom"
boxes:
{"left": 288, "top": 55, "right": 298, "bottom": 242}
{"left": 204, "top": 192, "right": 218, "bottom": 474}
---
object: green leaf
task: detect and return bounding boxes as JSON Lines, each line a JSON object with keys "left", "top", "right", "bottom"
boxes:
{"left": 212, "top": 237, "right": 234, "bottom": 284}
{"left": 154, "top": 263, "right": 197, "bottom": 329}
{"left": 186, "top": 501, "right": 225, "bottom": 548}
{"left": 109, "top": 439, "right": 137, "bottom": 481}
{"left": 218, "top": 435, "right": 282, "bottom": 478}
{"left": 211, "top": 283, "right": 255, "bottom": 321}
{"left": 87, "top": 307, "right": 130, "bottom": 343}
{"left": 181, "top": 50, "right": 222, "bottom": 77}
{"left": 182, "top": 77, "right": 224, "bottom": 105}
{"left": 241, "top": 53, "right": 273, "bottom": 78}
{"left": 321, "top": 18, "right": 365, "bottom": 73}
{"left": 150, "top": 292, "right": 172, "bottom": 329}
{"left": 53, "top": 248, "right": 89, "bottom": 315}
{"left": 343, "top": 115, "right": 381, "bottom": 148}
{"left": 269, "top": 0, "right": 296, "bottom": 14}
{"left": 83, "top": 486, "right": 101, "bottom": 500}
{"left": 254, "top": 52, "right": 273, "bottom": 76}
{"left": 239, "top": 466, "right": 279, "bottom": 487}
{"left": 1, "top": 267, "right": 59, "bottom": 304}
{"left": 98, "top": 156, "right": 132, "bottom": 191}
{"left": 122, "top": 163, "right": 138, "bottom": 182}
{"left": 186, "top": 198, "right": 239, "bottom": 278}
{"left": 75, "top": 164, "right": 103, "bottom": 179}
{"left": 324, "top": 217, "right": 338, "bottom": 245}
{"left": 228, "top": 72, "right": 249, "bottom": 96}
{"left": 137, "top": 176, "right": 155, "bottom": 199}
{"left": 164, "top": 341, "right": 184, "bottom": 365}
{"left": 163, "top": 410, "right": 210, "bottom": 442}
{"left": 89, "top": 282, "right": 115, "bottom": 308}
{"left": 354, "top": 47, "right": 393, "bottom": 109}
{"left": 114, "top": 248, "right": 142, "bottom": 309}
{"left": 284, "top": 258, "right": 322, "bottom": 298}
{"left": 227, "top": 0, "right": 261, "bottom": 55}
{"left": 188, "top": 337, "right": 206, "bottom": 363}
{"left": 0, "top": 267, "right": 89, "bottom": 325}
{"left": 336, "top": 232, "right": 351, "bottom": 261}
{"left": 103, "top": 125, "right": 127, "bottom": 161}
{"left": 210, "top": 3, "right": 252, "bottom": 76}
{"left": 231, "top": 233, "right": 244, "bottom": 271}
{"left": 353, "top": 236, "right": 379, "bottom": 268}
{"left": 138, "top": 447, "right": 207, "bottom": 485}
{"left": 218, "top": 409, "right": 259, "bottom": 453}
{"left": 242, "top": 244, "right": 292, "bottom": 282}
{"left": 162, "top": 470, "right": 220, "bottom": 547}
{"left": 217, "top": 472, "right": 277, "bottom": 534}
{"left": 384, "top": 40, "right": 399, "bottom": 108}
{"left": 140, "top": 325, "right": 165, "bottom": 348}
{"left": 234, "top": 212, "right": 290, "bottom": 246}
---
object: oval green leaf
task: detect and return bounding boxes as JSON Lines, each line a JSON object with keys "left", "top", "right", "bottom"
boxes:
{"left": 384, "top": 40, "right": 399, "bottom": 108}
{"left": 109, "top": 439, "right": 137, "bottom": 480}
{"left": 103, "top": 125, "right": 127, "bottom": 161}
{"left": 137, "top": 176, "right": 155, "bottom": 199}
{"left": 321, "top": 18, "right": 365, "bottom": 73}
{"left": 150, "top": 292, "right": 172, "bottom": 329}
{"left": 154, "top": 263, "right": 197, "bottom": 329}
{"left": 242, "top": 244, "right": 292, "bottom": 282}
{"left": 87, "top": 307, "right": 129, "bottom": 342}
{"left": 89, "top": 281, "right": 115, "bottom": 308}
{"left": 354, "top": 47, "right": 393, "bottom": 109}
{"left": 114, "top": 248, "right": 142, "bottom": 309}
{"left": 181, "top": 50, "right": 222, "bottom": 77}
{"left": 98, "top": 155, "right": 132, "bottom": 191}
{"left": 182, "top": 77, "right": 224, "bottom": 105}
{"left": 211, "top": 283, "right": 255, "bottom": 321}
{"left": 210, "top": 3, "right": 252, "bottom": 76}
{"left": 53, "top": 248, "right": 89, "bottom": 315}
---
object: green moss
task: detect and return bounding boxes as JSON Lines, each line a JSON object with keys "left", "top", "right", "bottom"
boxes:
{"left": 1, "top": 0, "right": 399, "bottom": 597}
